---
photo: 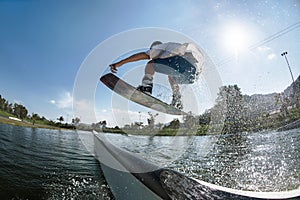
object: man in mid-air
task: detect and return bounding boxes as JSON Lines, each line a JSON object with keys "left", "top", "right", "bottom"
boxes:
{"left": 109, "top": 41, "right": 204, "bottom": 110}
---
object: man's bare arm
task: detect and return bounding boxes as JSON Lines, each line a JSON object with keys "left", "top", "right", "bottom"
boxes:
{"left": 110, "top": 52, "right": 150, "bottom": 73}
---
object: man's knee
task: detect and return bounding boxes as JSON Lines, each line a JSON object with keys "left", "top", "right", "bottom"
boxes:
{"left": 145, "top": 60, "right": 155, "bottom": 74}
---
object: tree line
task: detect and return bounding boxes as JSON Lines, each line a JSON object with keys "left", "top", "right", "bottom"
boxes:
{"left": 2, "top": 76, "right": 299, "bottom": 134}
{"left": 178, "top": 81, "right": 299, "bottom": 135}
{"left": 0, "top": 94, "right": 76, "bottom": 129}
{"left": 119, "top": 79, "right": 300, "bottom": 136}
{"left": 0, "top": 95, "right": 28, "bottom": 119}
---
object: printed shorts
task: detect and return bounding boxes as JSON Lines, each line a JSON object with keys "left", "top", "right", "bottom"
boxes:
{"left": 151, "top": 55, "right": 197, "bottom": 84}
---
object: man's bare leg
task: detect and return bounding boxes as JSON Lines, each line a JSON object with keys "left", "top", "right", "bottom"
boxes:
{"left": 142, "top": 61, "right": 155, "bottom": 86}
{"left": 137, "top": 61, "right": 155, "bottom": 95}
{"left": 168, "top": 76, "right": 183, "bottom": 109}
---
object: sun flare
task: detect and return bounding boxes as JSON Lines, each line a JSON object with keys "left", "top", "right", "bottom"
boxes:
{"left": 223, "top": 24, "right": 250, "bottom": 53}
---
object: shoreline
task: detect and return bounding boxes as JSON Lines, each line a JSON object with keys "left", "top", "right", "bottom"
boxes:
{"left": 277, "top": 118, "right": 300, "bottom": 131}
{"left": 1, "top": 114, "right": 299, "bottom": 135}
{"left": 0, "top": 116, "right": 70, "bottom": 130}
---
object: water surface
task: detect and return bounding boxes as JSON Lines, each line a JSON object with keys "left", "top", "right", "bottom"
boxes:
{"left": 105, "top": 128, "right": 300, "bottom": 192}
{"left": 1, "top": 123, "right": 299, "bottom": 199}
{"left": 0, "top": 123, "right": 112, "bottom": 199}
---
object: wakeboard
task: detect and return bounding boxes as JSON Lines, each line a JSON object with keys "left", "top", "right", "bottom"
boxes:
{"left": 100, "top": 73, "right": 187, "bottom": 115}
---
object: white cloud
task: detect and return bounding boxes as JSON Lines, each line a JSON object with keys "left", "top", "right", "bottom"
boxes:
{"left": 73, "top": 98, "right": 96, "bottom": 123}
{"left": 95, "top": 108, "right": 115, "bottom": 126}
{"left": 267, "top": 53, "right": 276, "bottom": 60}
{"left": 257, "top": 46, "right": 277, "bottom": 60}
{"left": 51, "top": 91, "right": 73, "bottom": 109}
{"left": 257, "top": 46, "right": 271, "bottom": 52}
{"left": 49, "top": 91, "right": 74, "bottom": 122}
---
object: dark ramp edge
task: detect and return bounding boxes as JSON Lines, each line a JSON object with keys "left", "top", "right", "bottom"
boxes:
{"left": 94, "top": 132, "right": 171, "bottom": 200}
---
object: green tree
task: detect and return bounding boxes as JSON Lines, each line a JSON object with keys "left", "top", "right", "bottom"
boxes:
{"left": 167, "top": 118, "right": 180, "bottom": 129}
{"left": 57, "top": 116, "right": 64, "bottom": 123}
{"left": 7, "top": 103, "right": 13, "bottom": 114}
{"left": 214, "top": 85, "right": 245, "bottom": 134}
{"left": 183, "top": 112, "right": 197, "bottom": 128}
{"left": 13, "top": 103, "right": 28, "bottom": 119}
{"left": 147, "top": 112, "right": 158, "bottom": 129}
{"left": 274, "top": 93, "right": 283, "bottom": 108}
{"left": 31, "top": 113, "right": 41, "bottom": 125}
{"left": 72, "top": 117, "right": 81, "bottom": 125}
{"left": 280, "top": 97, "right": 290, "bottom": 117}
{"left": 99, "top": 120, "right": 107, "bottom": 128}
{"left": 0, "top": 95, "right": 5, "bottom": 110}
{"left": 32, "top": 113, "right": 41, "bottom": 120}
{"left": 0, "top": 96, "right": 13, "bottom": 114}
{"left": 198, "top": 111, "right": 211, "bottom": 125}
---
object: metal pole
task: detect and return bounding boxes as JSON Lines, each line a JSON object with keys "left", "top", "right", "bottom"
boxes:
{"left": 281, "top": 52, "right": 295, "bottom": 85}
{"left": 281, "top": 51, "right": 300, "bottom": 110}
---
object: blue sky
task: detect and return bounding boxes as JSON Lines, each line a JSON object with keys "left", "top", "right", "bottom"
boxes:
{"left": 0, "top": 0, "right": 299, "bottom": 126}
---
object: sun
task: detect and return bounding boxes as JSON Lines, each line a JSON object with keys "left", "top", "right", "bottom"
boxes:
{"left": 223, "top": 24, "right": 250, "bottom": 54}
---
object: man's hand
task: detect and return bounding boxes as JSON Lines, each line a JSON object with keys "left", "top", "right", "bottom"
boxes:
{"left": 109, "top": 63, "right": 118, "bottom": 73}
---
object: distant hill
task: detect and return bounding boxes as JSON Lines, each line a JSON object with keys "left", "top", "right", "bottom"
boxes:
{"left": 243, "top": 75, "right": 300, "bottom": 116}
{"left": 283, "top": 75, "right": 300, "bottom": 98}
{"left": 244, "top": 93, "right": 278, "bottom": 116}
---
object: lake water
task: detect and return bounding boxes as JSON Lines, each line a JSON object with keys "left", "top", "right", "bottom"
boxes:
{"left": 1, "top": 123, "right": 299, "bottom": 199}
{"left": 0, "top": 124, "right": 112, "bottom": 199}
